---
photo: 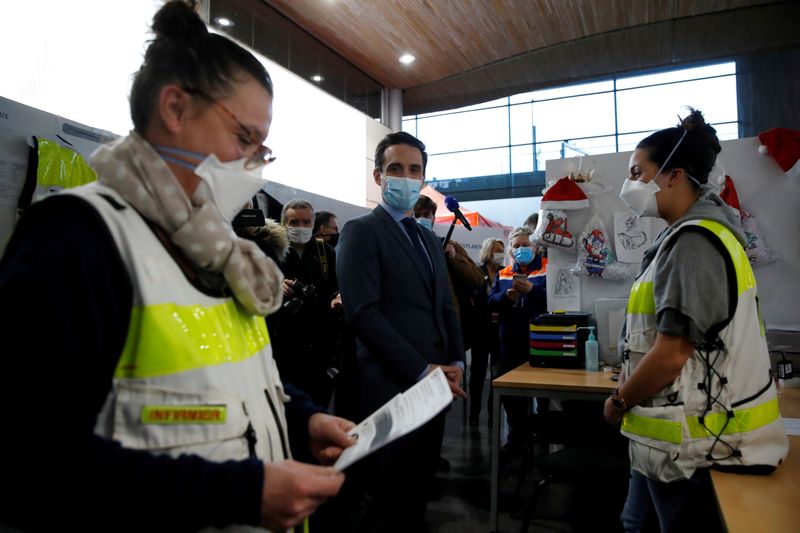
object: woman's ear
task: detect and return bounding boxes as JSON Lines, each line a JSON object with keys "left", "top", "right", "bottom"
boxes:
{"left": 158, "top": 84, "right": 192, "bottom": 135}
{"left": 666, "top": 170, "right": 679, "bottom": 187}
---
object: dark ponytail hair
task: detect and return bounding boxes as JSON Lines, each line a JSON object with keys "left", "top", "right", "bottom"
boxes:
{"left": 636, "top": 108, "right": 721, "bottom": 187}
{"left": 130, "top": 0, "right": 272, "bottom": 133}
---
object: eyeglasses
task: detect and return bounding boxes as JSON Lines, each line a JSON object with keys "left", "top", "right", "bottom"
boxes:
{"left": 186, "top": 88, "right": 276, "bottom": 170}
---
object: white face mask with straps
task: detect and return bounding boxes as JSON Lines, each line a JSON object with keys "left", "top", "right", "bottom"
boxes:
{"left": 619, "top": 178, "right": 662, "bottom": 218}
{"left": 619, "top": 130, "right": 693, "bottom": 218}
{"left": 194, "top": 155, "right": 266, "bottom": 222}
{"left": 156, "top": 146, "right": 266, "bottom": 223}
{"left": 286, "top": 226, "right": 314, "bottom": 244}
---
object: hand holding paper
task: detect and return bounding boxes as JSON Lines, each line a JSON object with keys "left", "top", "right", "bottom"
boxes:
{"left": 333, "top": 368, "right": 454, "bottom": 471}
{"left": 432, "top": 363, "right": 466, "bottom": 399}
{"left": 308, "top": 413, "right": 357, "bottom": 465}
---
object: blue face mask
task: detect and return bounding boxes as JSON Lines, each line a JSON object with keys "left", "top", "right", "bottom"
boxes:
{"left": 383, "top": 175, "right": 421, "bottom": 211}
{"left": 416, "top": 217, "right": 434, "bottom": 230}
{"left": 513, "top": 246, "right": 534, "bottom": 266}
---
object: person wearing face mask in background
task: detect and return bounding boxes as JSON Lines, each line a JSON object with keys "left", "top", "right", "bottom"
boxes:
{"left": 488, "top": 226, "right": 547, "bottom": 458}
{"left": 0, "top": 2, "right": 357, "bottom": 531}
{"left": 607, "top": 109, "right": 787, "bottom": 533}
{"left": 413, "top": 194, "right": 483, "bottom": 359}
{"left": 412, "top": 193, "right": 437, "bottom": 231}
{"left": 313, "top": 210, "right": 340, "bottom": 248}
{"left": 331, "top": 131, "right": 466, "bottom": 532}
{"left": 469, "top": 237, "right": 507, "bottom": 427}
{"left": 271, "top": 199, "right": 342, "bottom": 410}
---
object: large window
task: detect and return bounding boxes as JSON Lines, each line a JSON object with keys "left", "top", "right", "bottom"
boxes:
{"left": 404, "top": 62, "right": 739, "bottom": 181}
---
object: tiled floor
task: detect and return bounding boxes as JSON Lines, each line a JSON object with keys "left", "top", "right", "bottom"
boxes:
{"left": 426, "top": 379, "right": 629, "bottom": 533}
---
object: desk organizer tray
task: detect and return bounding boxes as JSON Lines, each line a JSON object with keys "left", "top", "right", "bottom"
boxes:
{"left": 529, "top": 313, "right": 590, "bottom": 369}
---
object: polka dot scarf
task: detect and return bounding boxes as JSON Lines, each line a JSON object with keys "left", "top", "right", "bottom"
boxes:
{"left": 89, "top": 131, "right": 284, "bottom": 316}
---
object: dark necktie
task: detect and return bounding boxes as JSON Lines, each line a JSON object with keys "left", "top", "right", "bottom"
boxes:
{"left": 400, "top": 217, "right": 432, "bottom": 276}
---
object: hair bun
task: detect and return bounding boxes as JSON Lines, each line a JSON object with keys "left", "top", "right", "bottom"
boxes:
{"left": 151, "top": 0, "right": 207, "bottom": 48}
{"left": 679, "top": 107, "right": 708, "bottom": 132}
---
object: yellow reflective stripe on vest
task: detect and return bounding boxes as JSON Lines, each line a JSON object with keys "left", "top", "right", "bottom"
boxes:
{"left": 686, "top": 398, "right": 781, "bottom": 439}
{"left": 623, "top": 398, "right": 781, "bottom": 445}
{"left": 141, "top": 405, "right": 227, "bottom": 425}
{"left": 36, "top": 138, "right": 97, "bottom": 188}
{"left": 626, "top": 220, "right": 755, "bottom": 316}
{"left": 627, "top": 281, "right": 655, "bottom": 315}
{"left": 116, "top": 300, "right": 270, "bottom": 378}
{"left": 696, "top": 220, "right": 755, "bottom": 296}
{"left": 622, "top": 411, "right": 683, "bottom": 444}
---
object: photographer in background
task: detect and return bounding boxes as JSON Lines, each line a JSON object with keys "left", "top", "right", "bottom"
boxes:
{"left": 272, "top": 199, "right": 342, "bottom": 410}
{"left": 313, "top": 210, "right": 340, "bottom": 248}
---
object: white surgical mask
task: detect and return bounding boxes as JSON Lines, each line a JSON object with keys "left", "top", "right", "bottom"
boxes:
{"left": 492, "top": 252, "right": 506, "bottom": 266}
{"left": 286, "top": 226, "right": 314, "bottom": 244}
{"left": 619, "top": 178, "right": 661, "bottom": 218}
{"left": 156, "top": 146, "right": 266, "bottom": 223}
{"left": 193, "top": 155, "right": 267, "bottom": 222}
{"left": 620, "top": 129, "right": 691, "bottom": 218}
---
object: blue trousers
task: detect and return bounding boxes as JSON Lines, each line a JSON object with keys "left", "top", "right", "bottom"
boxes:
{"left": 622, "top": 469, "right": 723, "bottom": 533}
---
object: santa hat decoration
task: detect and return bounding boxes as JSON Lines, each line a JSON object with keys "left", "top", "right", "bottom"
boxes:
{"left": 715, "top": 174, "right": 777, "bottom": 266}
{"left": 757, "top": 127, "right": 800, "bottom": 181}
{"left": 717, "top": 175, "right": 741, "bottom": 212}
{"left": 540, "top": 177, "right": 590, "bottom": 210}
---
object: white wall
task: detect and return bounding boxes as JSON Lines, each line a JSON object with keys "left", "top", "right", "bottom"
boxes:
{"left": 263, "top": 60, "right": 389, "bottom": 207}
{"left": 0, "top": 1, "right": 159, "bottom": 137}
{"left": 365, "top": 118, "right": 389, "bottom": 207}
{"left": 0, "top": 1, "right": 389, "bottom": 209}
{"left": 264, "top": 181, "right": 369, "bottom": 228}
{"left": 545, "top": 138, "right": 800, "bottom": 358}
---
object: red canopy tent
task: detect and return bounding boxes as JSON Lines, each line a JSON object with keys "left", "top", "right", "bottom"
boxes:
{"left": 420, "top": 185, "right": 510, "bottom": 232}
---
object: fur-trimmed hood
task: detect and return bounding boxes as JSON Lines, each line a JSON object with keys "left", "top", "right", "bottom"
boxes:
{"left": 237, "top": 218, "right": 290, "bottom": 263}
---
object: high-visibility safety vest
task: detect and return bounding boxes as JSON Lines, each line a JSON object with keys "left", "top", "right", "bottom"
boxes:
{"left": 17, "top": 137, "right": 97, "bottom": 217}
{"left": 65, "top": 183, "right": 292, "bottom": 529}
{"left": 621, "top": 218, "right": 788, "bottom": 482}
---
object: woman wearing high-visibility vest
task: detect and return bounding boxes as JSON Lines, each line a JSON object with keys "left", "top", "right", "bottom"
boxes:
{"left": 604, "top": 109, "right": 788, "bottom": 533}
{"left": 0, "top": 1, "right": 355, "bottom": 531}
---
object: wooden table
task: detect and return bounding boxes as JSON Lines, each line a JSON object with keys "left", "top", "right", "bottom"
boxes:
{"left": 489, "top": 366, "right": 800, "bottom": 533}
{"left": 711, "top": 386, "right": 800, "bottom": 533}
{"left": 489, "top": 364, "right": 617, "bottom": 532}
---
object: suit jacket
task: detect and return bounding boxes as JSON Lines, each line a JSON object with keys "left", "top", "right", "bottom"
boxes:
{"left": 336, "top": 205, "right": 465, "bottom": 420}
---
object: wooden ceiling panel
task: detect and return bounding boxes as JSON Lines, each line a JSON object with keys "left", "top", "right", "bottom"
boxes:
{"left": 403, "top": 2, "right": 800, "bottom": 115}
{"left": 256, "top": 0, "right": 795, "bottom": 114}
{"left": 264, "top": 0, "right": 772, "bottom": 89}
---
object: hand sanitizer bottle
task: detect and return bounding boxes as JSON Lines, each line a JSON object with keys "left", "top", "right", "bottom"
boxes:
{"left": 583, "top": 326, "right": 599, "bottom": 372}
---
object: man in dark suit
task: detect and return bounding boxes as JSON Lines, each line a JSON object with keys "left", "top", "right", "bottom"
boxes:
{"left": 334, "top": 131, "right": 466, "bottom": 532}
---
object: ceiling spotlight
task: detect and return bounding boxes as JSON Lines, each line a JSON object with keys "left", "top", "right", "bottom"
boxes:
{"left": 214, "top": 17, "right": 233, "bottom": 27}
{"left": 311, "top": 75, "right": 324, "bottom": 82}
{"left": 398, "top": 54, "right": 416, "bottom": 64}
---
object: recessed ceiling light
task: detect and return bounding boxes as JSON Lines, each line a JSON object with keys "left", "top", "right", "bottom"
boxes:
{"left": 214, "top": 17, "right": 233, "bottom": 27}
{"left": 311, "top": 75, "right": 324, "bottom": 82}
{"left": 399, "top": 54, "right": 416, "bottom": 64}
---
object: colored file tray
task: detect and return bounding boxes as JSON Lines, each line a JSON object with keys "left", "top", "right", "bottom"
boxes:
{"left": 530, "top": 348, "right": 578, "bottom": 357}
{"left": 530, "top": 324, "right": 578, "bottom": 333}
{"left": 530, "top": 340, "right": 577, "bottom": 350}
{"left": 530, "top": 332, "right": 577, "bottom": 341}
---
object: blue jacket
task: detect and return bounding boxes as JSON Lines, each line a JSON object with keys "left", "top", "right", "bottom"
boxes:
{"left": 488, "top": 257, "right": 547, "bottom": 370}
